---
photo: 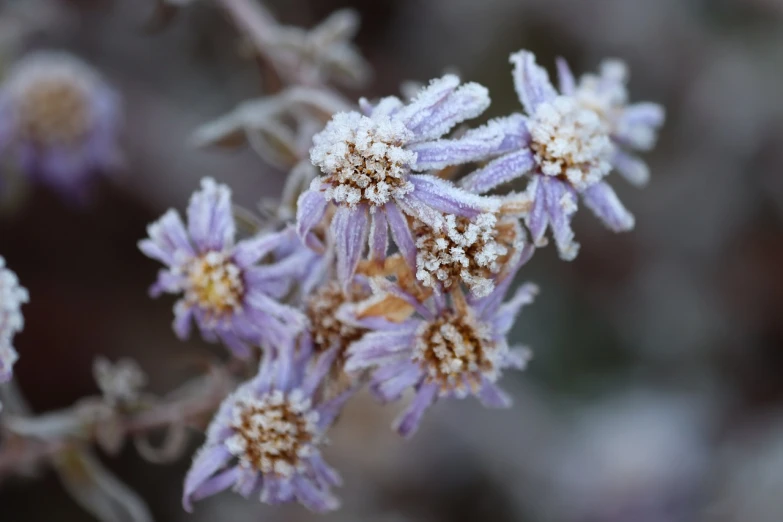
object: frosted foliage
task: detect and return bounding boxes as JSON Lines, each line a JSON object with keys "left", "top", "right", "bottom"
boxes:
{"left": 182, "top": 251, "right": 244, "bottom": 321}
{"left": 528, "top": 96, "right": 612, "bottom": 190}
{"left": 413, "top": 313, "right": 501, "bottom": 396}
{"left": 310, "top": 111, "right": 416, "bottom": 207}
{"left": 225, "top": 389, "right": 320, "bottom": 477}
{"left": 415, "top": 214, "right": 519, "bottom": 297}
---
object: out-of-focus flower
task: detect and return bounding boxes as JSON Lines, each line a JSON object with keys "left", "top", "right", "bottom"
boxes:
{"left": 562, "top": 59, "right": 665, "bottom": 186}
{"left": 413, "top": 212, "right": 525, "bottom": 297}
{"left": 0, "top": 256, "right": 29, "bottom": 385}
{"left": 139, "top": 178, "right": 309, "bottom": 358}
{"left": 0, "top": 51, "right": 122, "bottom": 201}
{"left": 183, "top": 346, "right": 349, "bottom": 512}
{"left": 461, "top": 51, "right": 659, "bottom": 260}
{"left": 92, "top": 357, "right": 147, "bottom": 407}
{"left": 344, "top": 255, "right": 536, "bottom": 438}
{"left": 297, "top": 75, "right": 512, "bottom": 282}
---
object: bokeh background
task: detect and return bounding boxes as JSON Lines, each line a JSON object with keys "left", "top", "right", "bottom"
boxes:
{"left": 2, "top": 0, "right": 783, "bottom": 520}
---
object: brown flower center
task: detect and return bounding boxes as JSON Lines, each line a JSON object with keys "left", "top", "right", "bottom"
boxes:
{"left": 186, "top": 252, "right": 244, "bottom": 319}
{"left": 226, "top": 390, "right": 319, "bottom": 477}
{"left": 17, "top": 80, "right": 91, "bottom": 147}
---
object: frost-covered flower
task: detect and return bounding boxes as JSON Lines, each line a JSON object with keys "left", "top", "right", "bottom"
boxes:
{"left": 0, "top": 51, "right": 122, "bottom": 201}
{"left": 183, "top": 347, "right": 348, "bottom": 512}
{"left": 461, "top": 51, "right": 660, "bottom": 260}
{"left": 139, "top": 178, "right": 308, "bottom": 358}
{"left": 297, "top": 75, "right": 514, "bottom": 282}
{"left": 344, "top": 262, "right": 536, "bottom": 438}
{"left": 413, "top": 212, "right": 525, "bottom": 298}
{"left": 93, "top": 357, "right": 147, "bottom": 407}
{"left": 563, "top": 59, "right": 665, "bottom": 187}
{"left": 0, "top": 256, "right": 29, "bottom": 384}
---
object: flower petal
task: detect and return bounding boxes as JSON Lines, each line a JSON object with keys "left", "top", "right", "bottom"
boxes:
{"left": 611, "top": 148, "right": 650, "bottom": 187}
{"left": 510, "top": 50, "right": 557, "bottom": 114}
{"left": 345, "top": 330, "right": 415, "bottom": 371}
{"left": 460, "top": 148, "right": 535, "bottom": 194}
{"left": 477, "top": 380, "right": 513, "bottom": 408}
{"left": 183, "top": 445, "right": 233, "bottom": 512}
{"left": 393, "top": 383, "right": 438, "bottom": 438}
{"left": 408, "top": 174, "right": 500, "bottom": 219}
{"left": 331, "top": 204, "right": 369, "bottom": 283}
{"left": 296, "top": 184, "right": 329, "bottom": 250}
{"left": 405, "top": 81, "right": 491, "bottom": 142}
{"left": 556, "top": 57, "right": 576, "bottom": 95}
{"left": 543, "top": 177, "right": 580, "bottom": 261}
{"left": 187, "top": 178, "right": 235, "bottom": 252}
{"left": 385, "top": 203, "right": 416, "bottom": 269}
{"left": 582, "top": 181, "right": 635, "bottom": 232}
{"left": 369, "top": 209, "right": 388, "bottom": 262}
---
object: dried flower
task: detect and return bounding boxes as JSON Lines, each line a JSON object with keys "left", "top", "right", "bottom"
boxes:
{"left": 0, "top": 256, "right": 29, "bottom": 384}
{"left": 461, "top": 51, "right": 661, "bottom": 260}
{"left": 297, "top": 75, "right": 509, "bottom": 281}
{"left": 183, "top": 347, "right": 349, "bottom": 512}
{"left": 563, "top": 59, "right": 666, "bottom": 186}
{"left": 344, "top": 259, "right": 536, "bottom": 438}
{"left": 138, "top": 178, "right": 308, "bottom": 358}
{"left": 0, "top": 51, "right": 122, "bottom": 201}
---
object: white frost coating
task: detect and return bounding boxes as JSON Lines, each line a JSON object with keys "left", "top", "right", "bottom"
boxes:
{"left": 399, "top": 74, "right": 461, "bottom": 127}
{"left": 414, "top": 213, "right": 521, "bottom": 297}
{"left": 310, "top": 111, "right": 416, "bottom": 207}
{"left": 510, "top": 50, "right": 557, "bottom": 114}
{"left": 406, "top": 82, "right": 491, "bottom": 141}
{"left": 0, "top": 256, "right": 28, "bottom": 383}
{"left": 528, "top": 96, "right": 612, "bottom": 191}
{"left": 225, "top": 387, "right": 320, "bottom": 477}
{"left": 574, "top": 59, "right": 629, "bottom": 125}
{"left": 93, "top": 357, "right": 148, "bottom": 406}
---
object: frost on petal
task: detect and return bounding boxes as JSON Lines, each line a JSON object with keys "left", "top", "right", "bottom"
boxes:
{"left": 183, "top": 445, "right": 234, "bottom": 512}
{"left": 556, "top": 57, "right": 576, "bottom": 95}
{"left": 0, "top": 258, "right": 28, "bottom": 382}
{"left": 186, "top": 177, "right": 235, "bottom": 252}
{"left": 543, "top": 177, "right": 580, "bottom": 261}
{"left": 582, "top": 181, "right": 635, "bottom": 232}
{"left": 397, "top": 74, "right": 460, "bottom": 131}
{"left": 331, "top": 204, "right": 369, "bottom": 283}
{"left": 510, "top": 50, "right": 557, "bottom": 114}
{"left": 384, "top": 203, "right": 417, "bottom": 269}
{"left": 138, "top": 209, "right": 192, "bottom": 265}
{"left": 611, "top": 148, "right": 650, "bottom": 187}
{"left": 523, "top": 176, "right": 548, "bottom": 247}
{"left": 615, "top": 102, "right": 665, "bottom": 151}
{"left": 408, "top": 174, "right": 500, "bottom": 220}
{"left": 393, "top": 383, "right": 438, "bottom": 438}
{"left": 404, "top": 80, "right": 491, "bottom": 142}
{"left": 369, "top": 209, "right": 388, "bottom": 261}
{"left": 460, "top": 148, "right": 535, "bottom": 194}
{"left": 296, "top": 184, "right": 329, "bottom": 249}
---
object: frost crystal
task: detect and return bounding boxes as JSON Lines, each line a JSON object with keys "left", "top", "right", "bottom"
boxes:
{"left": 310, "top": 111, "right": 415, "bottom": 207}
{"left": 0, "top": 257, "right": 29, "bottom": 383}
{"left": 528, "top": 96, "right": 613, "bottom": 190}
{"left": 225, "top": 388, "right": 320, "bottom": 477}
{"left": 414, "top": 213, "right": 523, "bottom": 297}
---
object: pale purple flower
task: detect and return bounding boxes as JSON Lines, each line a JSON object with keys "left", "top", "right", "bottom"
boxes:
{"left": 560, "top": 59, "right": 666, "bottom": 187}
{"left": 297, "top": 74, "right": 513, "bottom": 282}
{"left": 183, "top": 346, "right": 348, "bottom": 512}
{"left": 460, "top": 51, "right": 658, "bottom": 260}
{"left": 138, "top": 178, "right": 308, "bottom": 358}
{"left": 344, "top": 250, "right": 536, "bottom": 438}
{"left": 0, "top": 256, "right": 29, "bottom": 384}
{"left": 0, "top": 51, "right": 122, "bottom": 201}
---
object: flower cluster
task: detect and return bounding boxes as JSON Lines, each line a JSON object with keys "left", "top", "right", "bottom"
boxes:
{"left": 136, "top": 47, "right": 663, "bottom": 515}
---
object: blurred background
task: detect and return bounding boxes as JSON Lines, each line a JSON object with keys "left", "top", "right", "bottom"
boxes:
{"left": 1, "top": 0, "right": 783, "bottom": 520}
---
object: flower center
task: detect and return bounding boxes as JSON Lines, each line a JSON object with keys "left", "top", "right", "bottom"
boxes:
{"left": 305, "top": 281, "right": 366, "bottom": 354}
{"left": 528, "top": 96, "right": 612, "bottom": 190}
{"left": 226, "top": 390, "right": 319, "bottom": 477}
{"left": 413, "top": 312, "right": 498, "bottom": 393}
{"left": 310, "top": 112, "right": 416, "bottom": 207}
{"left": 17, "top": 79, "right": 91, "bottom": 147}
{"left": 414, "top": 214, "right": 521, "bottom": 298}
{"left": 186, "top": 252, "right": 244, "bottom": 318}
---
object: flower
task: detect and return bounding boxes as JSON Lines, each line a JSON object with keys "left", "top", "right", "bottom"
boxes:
{"left": 138, "top": 178, "right": 309, "bottom": 358}
{"left": 92, "top": 357, "right": 147, "bottom": 407}
{"left": 297, "top": 74, "right": 514, "bottom": 282}
{"left": 344, "top": 252, "right": 536, "bottom": 438}
{"left": 0, "top": 256, "right": 29, "bottom": 384}
{"left": 0, "top": 51, "right": 122, "bottom": 201}
{"left": 183, "top": 346, "right": 349, "bottom": 512}
{"left": 461, "top": 51, "right": 662, "bottom": 260}
{"left": 562, "top": 59, "right": 665, "bottom": 187}
{"left": 413, "top": 212, "right": 525, "bottom": 298}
